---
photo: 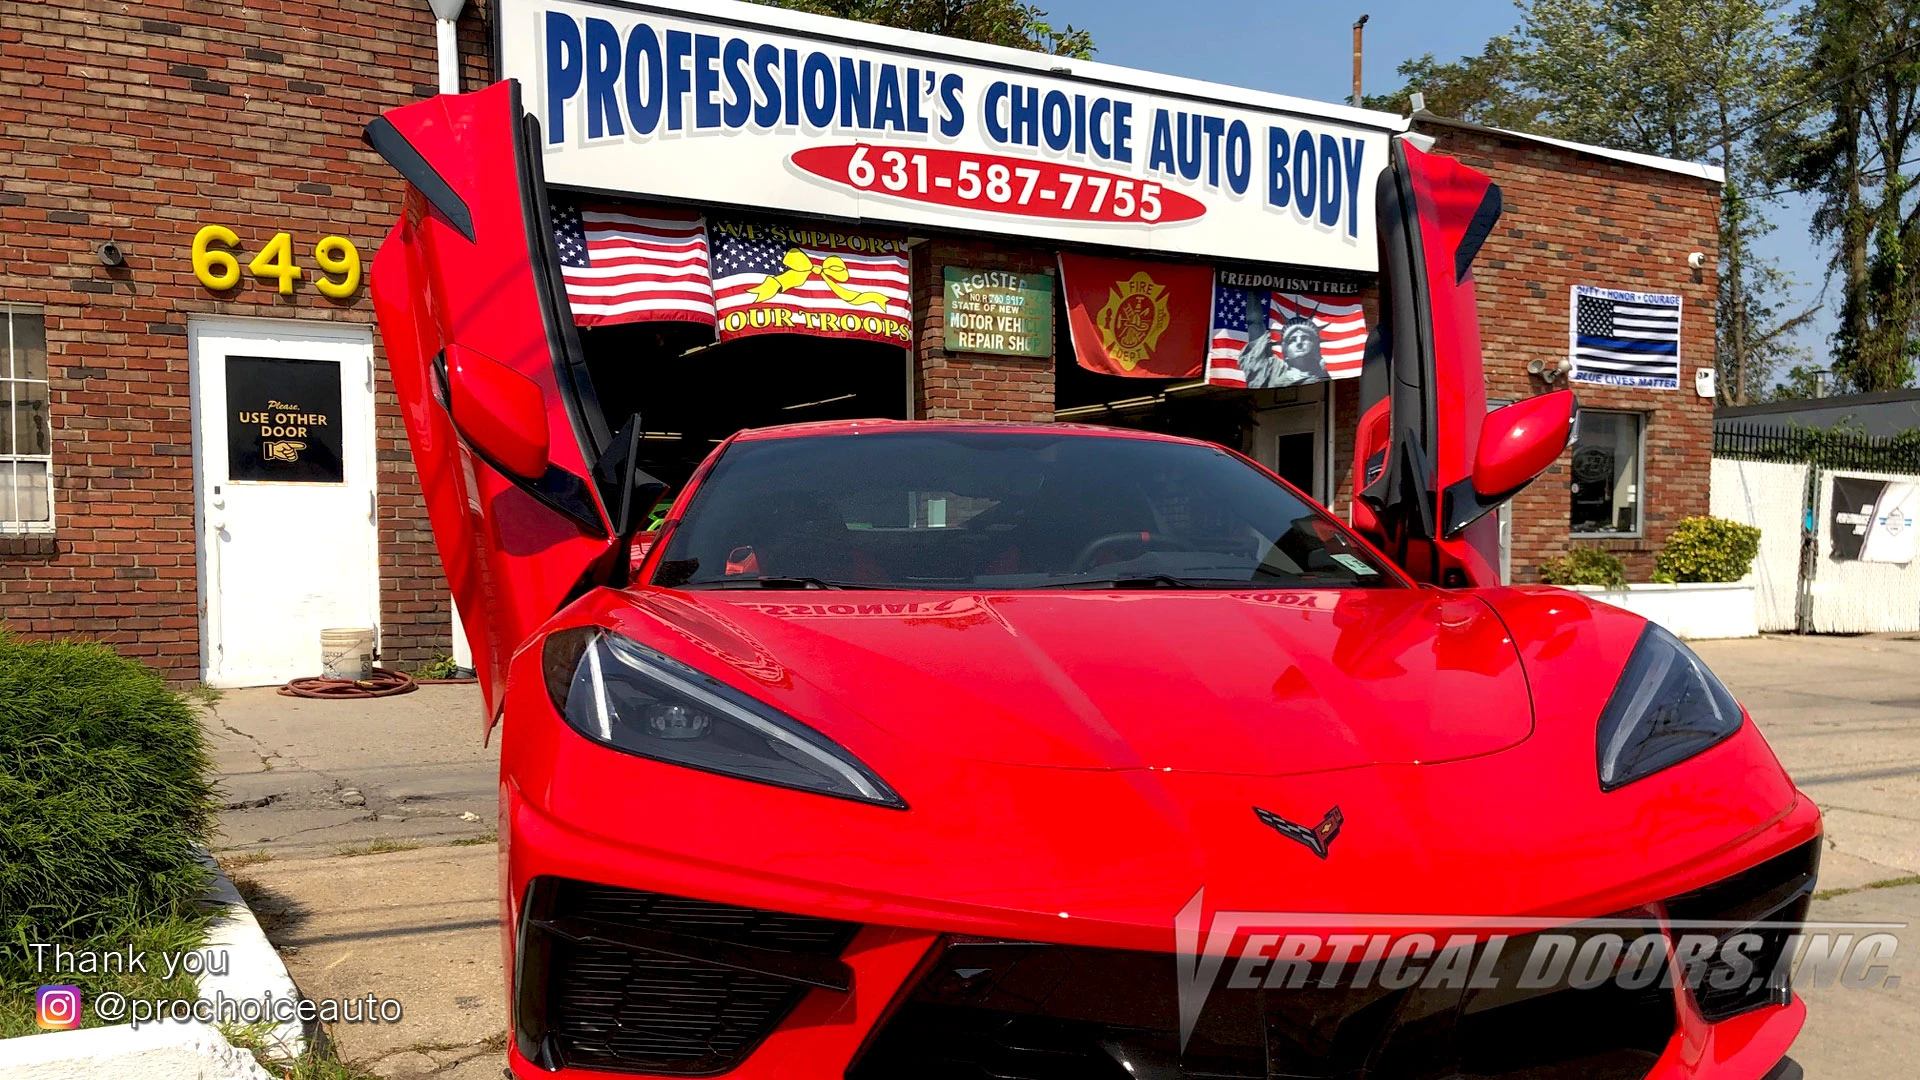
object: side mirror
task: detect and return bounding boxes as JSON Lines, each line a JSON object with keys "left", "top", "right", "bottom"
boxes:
{"left": 1440, "top": 389, "right": 1575, "bottom": 539}
{"left": 1474, "top": 390, "right": 1575, "bottom": 499}
{"left": 442, "top": 344, "right": 549, "bottom": 480}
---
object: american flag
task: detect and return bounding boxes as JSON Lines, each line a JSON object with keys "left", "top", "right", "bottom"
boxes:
{"left": 1570, "top": 286, "right": 1681, "bottom": 389}
{"left": 552, "top": 202, "right": 716, "bottom": 328}
{"left": 1206, "top": 284, "right": 1255, "bottom": 384}
{"left": 710, "top": 224, "right": 910, "bottom": 346}
{"left": 1206, "top": 286, "right": 1367, "bottom": 387}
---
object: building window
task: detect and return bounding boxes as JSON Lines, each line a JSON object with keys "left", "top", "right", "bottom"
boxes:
{"left": 1570, "top": 410, "right": 1643, "bottom": 537}
{"left": 2, "top": 306, "right": 52, "bottom": 533}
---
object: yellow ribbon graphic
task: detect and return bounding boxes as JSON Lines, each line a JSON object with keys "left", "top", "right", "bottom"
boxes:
{"left": 752, "top": 248, "right": 890, "bottom": 312}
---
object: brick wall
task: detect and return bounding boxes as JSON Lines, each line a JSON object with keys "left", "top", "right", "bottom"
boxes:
{"left": 911, "top": 239, "right": 1055, "bottom": 421}
{"left": 1423, "top": 123, "right": 1721, "bottom": 581}
{"left": 0, "top": 0, "right": 494, "bottom": 677}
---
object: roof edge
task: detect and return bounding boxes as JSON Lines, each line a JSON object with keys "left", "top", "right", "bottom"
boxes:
{"left": 1412, "top": 112, "right": 1725, "bottom": 185}
{"left": 1717, "top": 387, "right": 1920, "bottom": 419}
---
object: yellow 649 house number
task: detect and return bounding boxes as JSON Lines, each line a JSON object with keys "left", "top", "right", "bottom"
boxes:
{"left": 191, "top": 225, "right": 361, "bottom": 299}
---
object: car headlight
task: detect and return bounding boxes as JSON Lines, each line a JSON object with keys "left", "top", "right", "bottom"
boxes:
{"left": 542, "top": 628, "right": 906, "bottom": 809}
{"left": 1596, "top": 623, "right": 1745, "bottom": 791}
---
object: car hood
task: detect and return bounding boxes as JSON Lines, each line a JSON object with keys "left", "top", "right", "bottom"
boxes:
{"left": 615, "top": 586, "right": 1533, "bottom": 777}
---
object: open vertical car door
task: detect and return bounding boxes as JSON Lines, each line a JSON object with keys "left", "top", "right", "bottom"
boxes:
{"left": 1351, "top": 138, "right": 1574, "bottom": 587}
{"left": 368, "top": 81, "right": 637, "bottom": 727}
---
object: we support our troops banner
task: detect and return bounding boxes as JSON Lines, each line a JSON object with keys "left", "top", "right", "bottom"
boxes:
{"left": 1830, "top": 476, "right": 1918, "bottom": 564}
{"left": 709, "top": 219, "right": 912, "bottom": 346}
{"left": 1058, "top": 253, "right": 1211, "bottom": 378}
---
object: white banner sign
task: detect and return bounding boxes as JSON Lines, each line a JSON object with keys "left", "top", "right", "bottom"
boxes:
{"left": 498, "top": 0, "right": 1396, "bottom": 271}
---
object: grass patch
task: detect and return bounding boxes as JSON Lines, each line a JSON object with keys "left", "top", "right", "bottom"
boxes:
{"left": 224, "top": 1025, "right": 386, "bottom": 1080}
{"left": 409, "top": 654, "right": 462, "bottom": 681}
{"left": 1814, "top": 873, "right": 1920, "bottom": 901}
{"left": 0, "top": 913, "right": 207, "bottom": 1037}
{"left": 334, "top": 838, "right": 422, "bottom": 858}
{"left": 0, "top": 633, "right": 217, "bottom": 1037}
{"left": 184, "top": 682, "right": 225, "bottom": 707}
{"left": 220, "top": 851, "right": 276, "bottom": 869}
{"left": 447, "top": 832, "right": 498, "bottom": 847}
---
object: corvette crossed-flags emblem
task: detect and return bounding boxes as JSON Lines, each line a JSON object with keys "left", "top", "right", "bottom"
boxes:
{"left": 1253, "top": 804, "right": 1344, "bottom": 859}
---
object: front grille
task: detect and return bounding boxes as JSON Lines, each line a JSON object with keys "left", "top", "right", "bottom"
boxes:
{"left": 852, "top": 927, "right": 1676, "bottom": 1080}
{"left": 515, "top": 878, "right": 859, "bottom": 1075}
{"left": 1666, "top": 839, "right": 1819, "bottom": 1023}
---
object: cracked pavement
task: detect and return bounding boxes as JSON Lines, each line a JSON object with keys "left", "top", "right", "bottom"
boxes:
{"left": 205, "top": 684, "right": 499, "bottom": 858}
{"left": 205, "top": 684, "right": 503, "bottom": 1078}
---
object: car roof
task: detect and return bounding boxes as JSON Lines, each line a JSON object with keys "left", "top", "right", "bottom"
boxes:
{"left": 727, "top": 418, "right": 1219, "bottom": 448}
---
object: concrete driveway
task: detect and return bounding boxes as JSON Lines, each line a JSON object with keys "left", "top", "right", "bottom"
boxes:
{"left": 205, "top": 684, "right": 503, "bottom": 1078}
{"left": 203, "top": 635, "right": 1919, "bottom": 1078}
{"left": 1693, "top": 633, "right": 1920, "bottom": 1077}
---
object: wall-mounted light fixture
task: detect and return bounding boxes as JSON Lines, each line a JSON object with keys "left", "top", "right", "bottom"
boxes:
{"left": 1527, "top": 357, "right": 1573, "bottom": 384}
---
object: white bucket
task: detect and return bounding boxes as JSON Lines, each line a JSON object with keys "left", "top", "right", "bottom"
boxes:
{"left": 319, "top": 627, "right": 375, "bottom": 680}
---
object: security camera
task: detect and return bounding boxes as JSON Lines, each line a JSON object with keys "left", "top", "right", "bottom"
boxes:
{"left": 97, "top": 241, "right": 125, "bottom": 267}
{"left": 1687, "top": 251, "right": 1706, "bottom": 269}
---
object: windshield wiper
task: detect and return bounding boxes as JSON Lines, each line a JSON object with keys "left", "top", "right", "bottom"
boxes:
{"left": 1056, "top": 574, "right": 1208, "bottom": 590}
{"left": 685, "top": 576, "right": 880, "bottom": 591}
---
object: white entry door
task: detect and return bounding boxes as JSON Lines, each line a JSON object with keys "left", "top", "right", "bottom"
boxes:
{"left": 190, "top": 319, "right": 379, "bottom": 687}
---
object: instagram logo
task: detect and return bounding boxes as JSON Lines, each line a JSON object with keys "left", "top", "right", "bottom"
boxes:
{"left": 36, "top": 985, "right": 81, "bottom": 1030}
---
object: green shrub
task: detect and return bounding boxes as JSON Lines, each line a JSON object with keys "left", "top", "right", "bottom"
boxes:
{"left": 1655, "top": 516, "right": 1762, "bottom": 583}
{"left": 1538, "top": 547, "right": 1628, "bottom": 588}
{"left": 410, "top": 653, "right": 461, "bottom": 680}
{"left": 0, "top": 635, "right": 215, "bottom": 949}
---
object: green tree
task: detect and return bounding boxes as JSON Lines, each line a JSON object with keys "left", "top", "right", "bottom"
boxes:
{"left": 1360, "top": 38, "right": 1545, "bottom": 130}
{"left": 1780, "top": 0, "right": 1920, "bottom": 392}
{"left": 759, "top": 0, "right": 1093, "bottom": 57}
{"left": 1765, "top": 362, "right": 1837, "bottom": 399}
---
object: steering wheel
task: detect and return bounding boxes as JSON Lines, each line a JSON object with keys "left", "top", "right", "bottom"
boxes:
{"left": 1070, "top": 531, "right": 1180, "bottom": 572}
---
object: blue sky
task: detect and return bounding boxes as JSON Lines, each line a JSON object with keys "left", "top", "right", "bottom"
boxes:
{"left": 1044, "top": 0, "right": 1831, "bottom": 372}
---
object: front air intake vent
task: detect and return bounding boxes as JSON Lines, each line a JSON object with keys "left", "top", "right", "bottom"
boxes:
{"left": 852, "top": 927, "right": 1675, "bottom": 1080}
{"left": 1665, "top": 839, "right": 1820, "bottom": 1023}
{"left": 515, "top": 878, "right": 860, "bottom": 1075}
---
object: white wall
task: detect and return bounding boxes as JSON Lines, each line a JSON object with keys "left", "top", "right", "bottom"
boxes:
{"left": 1710, "top": 458, "right": 1808, "bottom": 633}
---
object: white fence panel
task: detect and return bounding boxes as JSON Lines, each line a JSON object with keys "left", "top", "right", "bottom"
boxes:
{"left": 1809, "top": 469, "right": 1920, "bottom": 634}
{"left": 1710, "top": 459, "right": 1808, "bottom": 633}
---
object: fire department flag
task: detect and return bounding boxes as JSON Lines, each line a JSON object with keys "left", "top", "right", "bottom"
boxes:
{"left": 1058, "top": 253, "right": 1210, "bottom": 378}
{"left": 709, "top": 219, "right": 912, "bottom": 346}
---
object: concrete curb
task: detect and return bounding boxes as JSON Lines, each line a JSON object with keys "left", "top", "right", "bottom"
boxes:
{"left": 0, "top": 1020, "right": 275, "bottom": 1080}
{"left": 200, "top": 855, "right": 308, "bottom": 1060}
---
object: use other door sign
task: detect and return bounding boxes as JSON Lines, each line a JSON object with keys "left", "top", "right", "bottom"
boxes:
{"left": 226, "top": 356, "right": 345, "bottom": 484}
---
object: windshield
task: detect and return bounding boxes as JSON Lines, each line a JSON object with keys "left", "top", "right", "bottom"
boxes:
{"left": 652, "top": 430, "right": 1401, "bottom": 591}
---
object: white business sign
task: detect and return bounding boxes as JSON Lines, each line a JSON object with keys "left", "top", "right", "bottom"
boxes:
{"left": 498, "top": 0, "right": 1398, "bottom": 271}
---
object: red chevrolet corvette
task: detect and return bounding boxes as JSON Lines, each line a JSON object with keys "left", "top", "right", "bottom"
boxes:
{"left": 368, "top": 83, "right": 1818, "bottom": 1080}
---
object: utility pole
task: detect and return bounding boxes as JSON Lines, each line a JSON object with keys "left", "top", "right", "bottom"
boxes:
{"left": 1351, "top": 15, "right": 1369, "bottom": 106}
